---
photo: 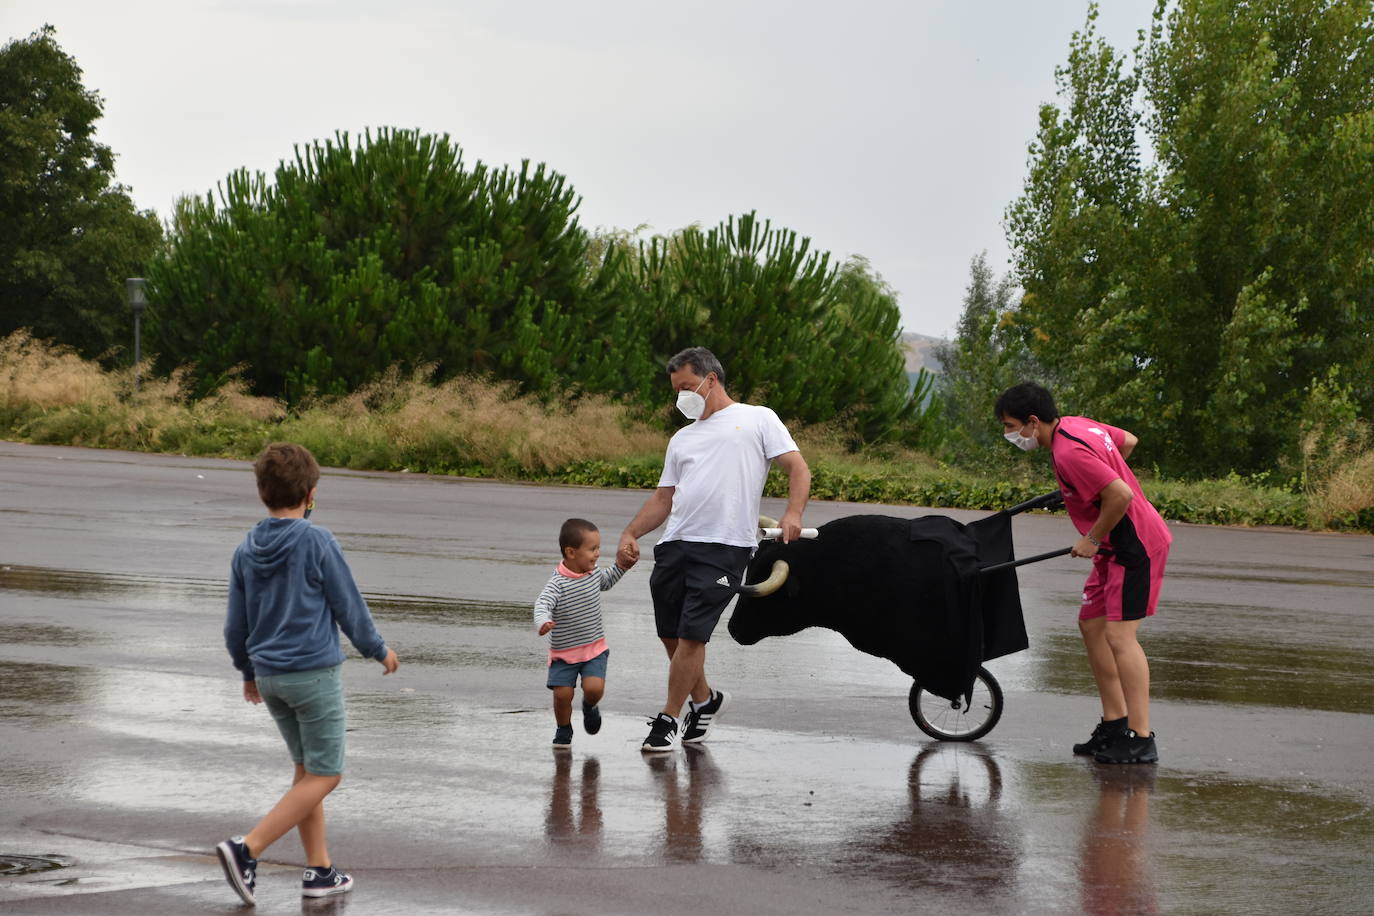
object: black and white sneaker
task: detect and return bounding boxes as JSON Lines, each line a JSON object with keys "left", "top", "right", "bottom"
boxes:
{"left": 552, "top": 724, "right": 573, "bottom": 748}
{"left": 641, "top": 713, "right": 679, "bottom": 752}
{"left": 582, "top": 703, "right": 602, "bottom": 735}
{"left": 302, "top": 865, "right": 354, "bottom": 897}
{"left": 215, "top": 836, "right": 257, "bottom": 905}
{"left": 682, "top": 689, "right": 731, "bottom": 744}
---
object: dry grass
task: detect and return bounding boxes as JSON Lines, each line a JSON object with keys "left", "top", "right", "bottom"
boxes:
{"left": 1303, "top": 422, "right": 1374, "bottom": 528}
{"left": 277, "top": 367, "right": 667, "bottom": 473}
{"left": 0, "top": 330, "right": 116, "bottom": 408}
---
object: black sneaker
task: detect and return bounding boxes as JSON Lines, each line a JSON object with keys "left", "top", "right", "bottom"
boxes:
{"left": 1094, "top": 728, "right": 1159, "bottom": 764}
{"left": 302, "top": 865, "right": 354, "bottom": 898}
{"left": 641, "top": 713, "right": 679, "bottom": 752}
{"left": 215, "top": 836, "right": 257, "bottom": 905}
{"left": 682, "top": 689, "right": 731, "bottom": 744}
{"left": 1073, "top": 716, "right": 1128, "bottom": 756}
{"left": 553, "top": 724, "right": 573, "bottom": 748}
{"left": 583, "top": 703, "right": 602, "bottom": 735}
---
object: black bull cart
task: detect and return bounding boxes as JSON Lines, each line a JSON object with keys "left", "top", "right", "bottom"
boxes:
{"left": 728, "top": 491, "right": 1068, "bottom": 741}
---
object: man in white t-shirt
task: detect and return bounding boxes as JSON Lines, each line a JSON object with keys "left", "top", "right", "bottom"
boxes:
{"left": 617, "top": 347, "right": 811, "bottom": 752}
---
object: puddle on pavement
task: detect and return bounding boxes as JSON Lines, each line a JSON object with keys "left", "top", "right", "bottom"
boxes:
{"left": 368, "top": 594, "right": 529, "bottom": 626}
{"left": 0, "top": 564, "right": 223, "bottom": 612}
{"left": 0, "top": 622, "right": 87, "bottom": 647}
{"left": 1168, "top": 561, "right": 1373, "bottom": 589}
{"left": 0, "top": 854, "right": 73, "bottom": 876}
{"left": 1033, "top": 631, "right": 1374, "bottom": 714}
{"left": 0, "top": 660, "right": 93, "bottom": 719}
{"left": 0, "top": 562, "right": 529, "bottom": 629}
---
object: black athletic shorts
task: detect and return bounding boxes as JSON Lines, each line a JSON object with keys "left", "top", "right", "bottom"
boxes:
{"left": 649, "top": 540, "right": 753, "bottom": 642}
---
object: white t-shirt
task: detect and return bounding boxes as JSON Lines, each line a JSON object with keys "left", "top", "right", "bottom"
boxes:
{"left": 656, "top": 403, "right": 800, "bottom": 548}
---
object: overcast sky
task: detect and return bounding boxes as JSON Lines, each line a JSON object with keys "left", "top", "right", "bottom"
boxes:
{"left": 5, "top": 0, "right": 1158, "bottom": 338}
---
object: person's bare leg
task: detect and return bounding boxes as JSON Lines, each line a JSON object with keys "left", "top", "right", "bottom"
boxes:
{"left": 1105, "top": 619, "right": 1150, "bottom": 734}
{"left": 243, "top": 770, "right": 341, "bottom": 861}
{"left": 286, "top": 765, "right": 331, "bottom": 868}
{"left": 660, "top": 637, "right": 710, "bottom": 709}
{"left": 663, "top": 638, "right": 708, "bottom": 716}
{"left": 552, "top": 685, "right": 575, "bottom": 725}
{"left": 1079, "top": 616, "right": 1128, "bottom": 721}
{"left": 581, "top": 677, "right": 605, "bottom": 709}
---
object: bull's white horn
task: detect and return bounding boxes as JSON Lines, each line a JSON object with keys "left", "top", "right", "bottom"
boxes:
{"left": 739, "top": 560, "right": 789, "bottom": 597}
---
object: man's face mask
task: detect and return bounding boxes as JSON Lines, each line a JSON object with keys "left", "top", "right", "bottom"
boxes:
{"left": 676, "top": 377, "right": 709, "bottom": 420}
{"left": 1003, "top": 420, "right": 1039, "bottom": 452}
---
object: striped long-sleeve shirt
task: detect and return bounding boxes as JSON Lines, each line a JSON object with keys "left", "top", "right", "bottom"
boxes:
{"left": 533, "top": 563, "right": 626, "bottom": 657}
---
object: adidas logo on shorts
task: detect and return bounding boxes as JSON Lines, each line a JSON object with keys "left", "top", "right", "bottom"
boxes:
{"left": 716, "top": 575, "right": 730, "bottom": 586}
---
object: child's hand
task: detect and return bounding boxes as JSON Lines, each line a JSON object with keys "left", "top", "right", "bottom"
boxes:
{"left": 538, "top": 621, "right": 555, "bottom": 636}
{"left": 380, "top": 647, "right": 400, "bottom": 674}
{"left": 243, "top": 680, "right": 262, "bottom": 704}
{"left": 617, "top": 553, "right": 638, "bottom": 570}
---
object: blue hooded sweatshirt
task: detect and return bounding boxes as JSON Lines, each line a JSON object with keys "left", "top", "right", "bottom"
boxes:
{"left": 225, "top": 517, "right": 388, "bottom": 681}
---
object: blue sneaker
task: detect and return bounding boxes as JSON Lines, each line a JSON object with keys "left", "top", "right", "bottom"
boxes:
{"left": 582, "top": 703, "right": 602, "bottom": 735}
{"left": 215, "top": 836, "right": 257, "bottom": 905}
{"left": 553, "top": 724, "right": 573, "bottom": 748}
{"left": 302, "top": 865, "right": 354, "bottom": 897}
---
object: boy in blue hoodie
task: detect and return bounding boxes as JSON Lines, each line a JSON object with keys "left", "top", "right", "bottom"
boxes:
{"left": 215, "top": 443, "right": 399, "bottom": 906}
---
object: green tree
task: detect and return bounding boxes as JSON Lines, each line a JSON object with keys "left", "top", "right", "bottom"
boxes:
{"left": 623, "top": 213, "right": 921, "bottom": 443}
{"left": 148, "top": 129, "right": 652, "bottom": 401}
{"left": 935, "top": 253, "right": 1043, "bottom": 461}
{"left": 0, "top": 25, "right": 161, "bottom": 360}
{"left": 1006, "top": 1, "right": 1374, "bottom": 477}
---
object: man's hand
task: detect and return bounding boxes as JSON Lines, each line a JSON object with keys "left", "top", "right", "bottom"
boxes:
{"left": 779, "top": 509, "right": 804, "bottom": 543}
{"left": 538, "top": 621, "right": 555, "bottom": 636}
{"left": 243, "top": 680, "right": 262, "bottom": 704}
{"left": 380, "top": 647, "right": 400, "bottom": 674}
{"left": 617, "top": 530, "right": 640, "bottom": 568}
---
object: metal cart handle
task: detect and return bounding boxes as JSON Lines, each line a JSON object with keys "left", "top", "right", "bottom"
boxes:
{"left": 978, "top": 544, "right": 1113, "bottom": 575}
{"left": 1004, "top": 490, "right": 1065, "bottom": 516}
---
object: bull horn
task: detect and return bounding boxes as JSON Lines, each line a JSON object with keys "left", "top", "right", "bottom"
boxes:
{"left": 758, "top": 515, "right": 779, "bottom": 529}
{"left": 739, "top": 560, "right": 789, "bottom": 597}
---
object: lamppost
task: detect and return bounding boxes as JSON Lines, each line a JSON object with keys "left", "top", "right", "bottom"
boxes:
{"left": 126, "top": 278, "right": 147, "bottom": 390}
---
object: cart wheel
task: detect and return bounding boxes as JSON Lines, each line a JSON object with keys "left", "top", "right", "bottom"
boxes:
{"left": 908, "top": 667, "right": 1003, "bottom": 742}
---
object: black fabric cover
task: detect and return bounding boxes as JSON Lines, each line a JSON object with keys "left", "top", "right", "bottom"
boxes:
{"left": 728, "top": 510, "right": 1030, "bottom": 704}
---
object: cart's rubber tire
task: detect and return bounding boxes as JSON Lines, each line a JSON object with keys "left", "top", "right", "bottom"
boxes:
{"left": 909, "top": 667, "right": 1003, "bottom": 742}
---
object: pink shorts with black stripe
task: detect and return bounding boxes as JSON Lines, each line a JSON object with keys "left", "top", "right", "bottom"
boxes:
{"left": 1079, "top": 548, "right": 1169, "bottom": 622}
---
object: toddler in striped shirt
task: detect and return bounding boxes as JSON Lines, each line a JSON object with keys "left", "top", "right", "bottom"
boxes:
{"left": 534, "top": 518, "right": 635, "bottom": 748}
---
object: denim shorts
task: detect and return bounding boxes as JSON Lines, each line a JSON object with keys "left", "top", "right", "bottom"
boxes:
{"left": 546, "top": 649, "right": 610, "bottom": 689}
{"left": 256, "top": 663, "right": 346, "bottom": 776}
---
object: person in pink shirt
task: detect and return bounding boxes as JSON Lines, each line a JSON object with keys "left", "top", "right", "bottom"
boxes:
{"left": 534, "top": 518, "right": 636, "bottom": 749}
{"left": 996, "top": 382, "right": 1171, "bottom": 765}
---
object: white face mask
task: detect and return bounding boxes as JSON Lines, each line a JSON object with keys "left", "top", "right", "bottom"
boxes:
{"left": 676, "top": 378, "right": 709, "bottom": 420}
{"left": 1003, "top": 422, "right": 1039, "bottom": 452}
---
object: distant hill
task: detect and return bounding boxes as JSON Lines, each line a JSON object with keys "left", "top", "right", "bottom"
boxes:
{"left": 902, "top": 332, "right": 945, "bottom": 375}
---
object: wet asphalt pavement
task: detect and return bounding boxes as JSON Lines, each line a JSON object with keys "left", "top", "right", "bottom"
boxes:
{"left": 1, "top": 441, "right": 1372, "bottom": 914}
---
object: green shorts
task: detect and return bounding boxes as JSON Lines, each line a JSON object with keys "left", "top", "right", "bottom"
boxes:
{"left": 257, "top": 663, "right": 346, "bottom": 776}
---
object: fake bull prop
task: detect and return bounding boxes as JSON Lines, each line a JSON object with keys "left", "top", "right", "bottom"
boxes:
{"left": 728, "top": 492, "right": 1066, "bottom": 735}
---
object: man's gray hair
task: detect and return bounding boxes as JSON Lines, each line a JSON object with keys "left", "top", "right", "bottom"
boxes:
{"left": 666, "top": 347, "right": 726, "bottom": 384}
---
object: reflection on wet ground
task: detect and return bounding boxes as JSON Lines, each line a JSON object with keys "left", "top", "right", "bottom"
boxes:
{"left": 842, "top": 746, "right": 1019, "bottom": 893}
{"left": 545, "top": 753, "right": 603, "bottom": 853}
{"left": 1079, "top": 766, "right": 1157, "bottom": 915}
{"left": 1034, "top": 629, "right": 1374, "bottom": 714}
